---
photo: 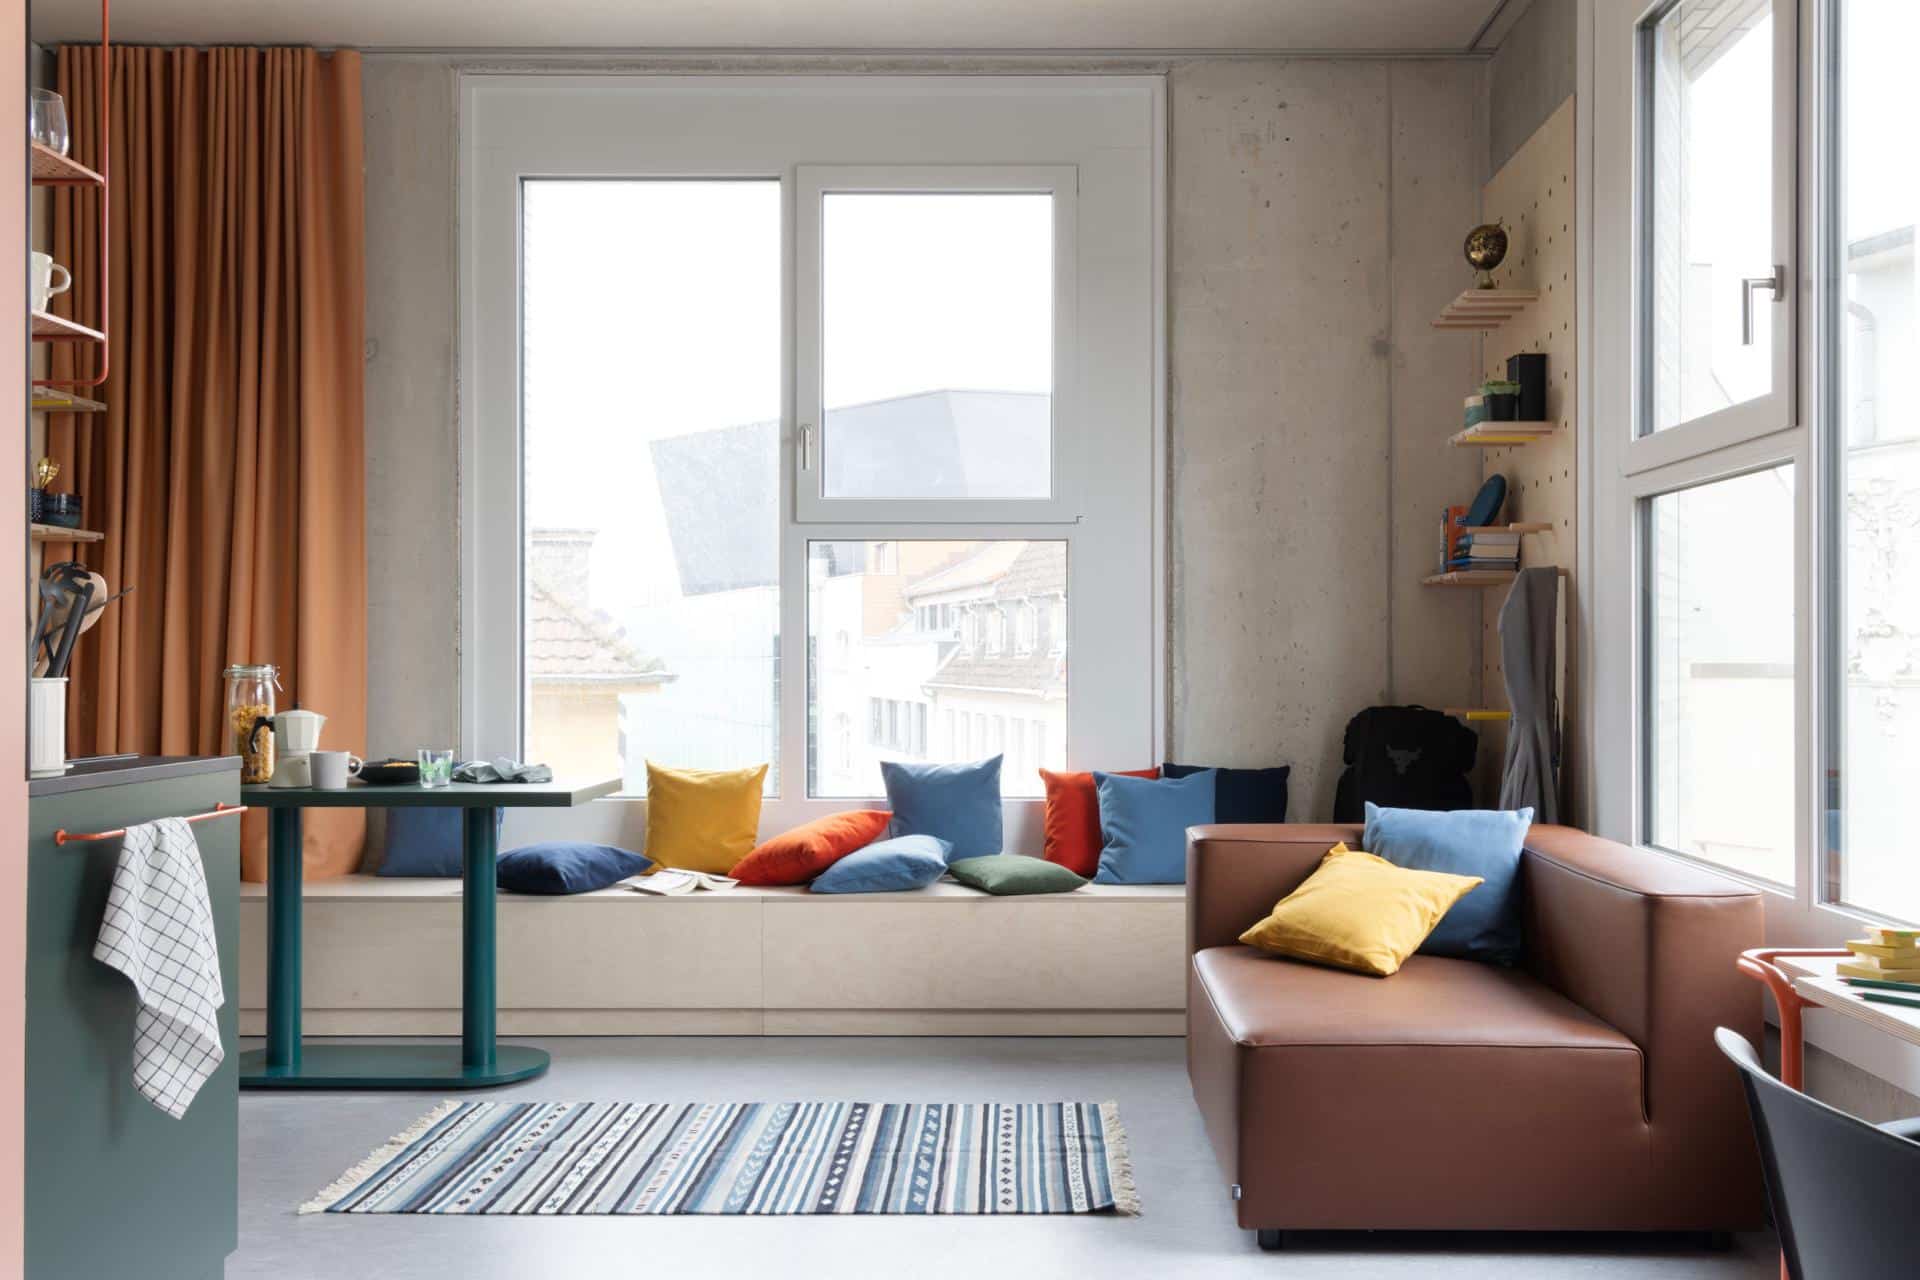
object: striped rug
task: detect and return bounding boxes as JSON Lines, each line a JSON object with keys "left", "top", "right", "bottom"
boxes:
{"left": 302, "top": 1100, "right": 1138, "bottom": 1216}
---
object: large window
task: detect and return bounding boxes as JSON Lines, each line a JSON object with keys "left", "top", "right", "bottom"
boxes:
{"left": 1823, "top": 0, "right": 1920, "bottom": 922}
{"left": 464, "top": 75, "right": 1161, "bottom": 827}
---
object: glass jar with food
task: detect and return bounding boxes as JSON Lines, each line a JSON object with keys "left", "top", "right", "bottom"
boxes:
{"left": 224, "top": 662, "right": 280, "bottom": 784}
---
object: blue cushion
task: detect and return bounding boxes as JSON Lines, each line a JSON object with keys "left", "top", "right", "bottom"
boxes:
{"left": 1162, "top": 761, "right": 1290, "bottom": 823}
{"left": 1092, "top": 770, "right": 1216, "bottom": 885}
{"left": 375, "top": 808, "right": 505, "bottom": 876}
{"left": 497, "top": 841, "right": 652, "bottom": 895}
{"left": 1363, "top": 802, "right": 1532, "bottom": 965}
{"left": 810, "top": 835, "right": 953, "bottom": 894}
{"left": 880, "top": 756, "right": 1003, "bottom": 862}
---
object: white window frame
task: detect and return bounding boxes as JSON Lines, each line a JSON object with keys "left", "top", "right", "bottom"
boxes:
{"left": 1589, "top": 0, "right": 1920, "bottom": 1095}
{"left": 459, "top": 73, "right": 1166, "bottom": 841}
{"left": 794, "top": 164, "right": 1079, "bottom": 524}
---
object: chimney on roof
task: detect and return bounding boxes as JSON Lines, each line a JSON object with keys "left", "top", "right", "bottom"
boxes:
{"left": 529, "top": 528, "right": 597, "bottom": 603}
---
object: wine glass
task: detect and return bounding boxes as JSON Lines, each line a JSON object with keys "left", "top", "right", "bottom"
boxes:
{"left": 30, "top": 90, "right": 68, "bottom": 156}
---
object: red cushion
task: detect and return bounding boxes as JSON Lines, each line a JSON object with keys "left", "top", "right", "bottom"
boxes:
{"left": 1039, "top": 767, "right": 1159, "bottom": 877}
{"left": 732, "top": 810, "right": 893, "bottom": 885}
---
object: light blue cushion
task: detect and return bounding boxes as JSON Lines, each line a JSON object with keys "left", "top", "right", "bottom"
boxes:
{"left": 1092, "top": 770, "right": 1216, "bottom": 885}
{"left": 880, "top": 756, "right": 1003, "bottom": 862}
{"left": 1363, "top": 802, "right": 1532, "bottom": 966}
{"left": 375, "top": 808, "right": 505, "bottom": 876}
{"left": 810, "top": 835, "right": 953, "bottom": 894}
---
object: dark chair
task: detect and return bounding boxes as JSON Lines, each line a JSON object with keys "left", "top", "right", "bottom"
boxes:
{"left": 1716, "top": 1027, "right": 1920, "bottom": 1277}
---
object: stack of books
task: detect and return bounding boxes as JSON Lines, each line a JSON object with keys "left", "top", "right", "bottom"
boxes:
{"left": 1838, "top": 927, "right": 1920, "bottom": 982}
{"left": 1440, "top": 521, "right": 1521, "bottom": 574}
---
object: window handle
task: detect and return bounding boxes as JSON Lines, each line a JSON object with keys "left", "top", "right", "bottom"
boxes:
{"left": 1741, "top": 266, "right": 1785, "bottom": 346}
{"left": 799, "top": 422, "right": 814, "bottom": 471}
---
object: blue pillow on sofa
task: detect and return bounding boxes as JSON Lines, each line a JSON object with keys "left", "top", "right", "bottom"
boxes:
{"left": 1092, "top": 769, "right": 1216, "bottom": 885}
{"left": 1363, "top": 802, "right": 1532, "bottom": 966}
{"left": 497, "top": 842, "right": 652, "bottom": 895}
{"left": 1161, "top": 761, "right": 1289, "bottom": 823}
{"left": 880, "top": 756, "right": 1002, "bottom": 862}
{"left": 811, "top": 835, "right": 953, "bottom": 893}
{"left": 376, "top": 808, "right": 505, "bottom": 876}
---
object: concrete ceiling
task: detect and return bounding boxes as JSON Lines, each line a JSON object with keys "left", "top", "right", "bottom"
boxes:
{"left": 31, "top": 0, "right": 1520, "bottom": 54}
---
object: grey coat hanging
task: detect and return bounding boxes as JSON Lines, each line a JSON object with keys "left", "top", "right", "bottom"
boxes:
{"left": 1498, "top": 566, "right": 1559, "bottom": 822}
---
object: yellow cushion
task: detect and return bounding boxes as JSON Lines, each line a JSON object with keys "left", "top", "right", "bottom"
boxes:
{"left": 643, "top": 762, "right": 768, "bottom": 874}
{"left": 1238, "top": 843, "right": 1482, "bottom": 977}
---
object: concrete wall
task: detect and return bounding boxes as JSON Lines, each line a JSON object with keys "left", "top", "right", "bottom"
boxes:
{"left": 360, "top": 56, "right": 1488, "bottom": 823}
{"left": 1168, "top": 59, "right": 1486, "bottom": 819}
{"left": 1486, "top": 0, "right": 1577, "bottom": 177}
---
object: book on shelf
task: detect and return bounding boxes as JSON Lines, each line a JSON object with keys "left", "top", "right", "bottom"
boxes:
{"left": 1837, "top": 960, "right": 1920, "bottom": 983}
{"left": 1439, "top": 505, "right": 1469, "bottom": 574}
{"left": 626, "top": 869, "right": 738, "bottom": 897}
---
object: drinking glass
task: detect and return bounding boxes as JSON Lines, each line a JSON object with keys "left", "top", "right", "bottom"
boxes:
{"left": 417, "top": 748, "right": 454, "bottom": 789}
{"left": 30, "top": 90, "right": 68, "bottom": 156}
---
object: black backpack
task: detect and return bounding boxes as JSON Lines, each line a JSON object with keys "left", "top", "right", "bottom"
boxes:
{"left": 1332, "top": 705, "right": 1478, "bottom": 822}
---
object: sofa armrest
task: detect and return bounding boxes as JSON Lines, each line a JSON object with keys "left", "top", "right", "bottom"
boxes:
{"left": 1521, "top": 824, "right": 1766, "bottom": 1226}
{"left": 1186, "top": 824, "right": 1359, "bottom": 954}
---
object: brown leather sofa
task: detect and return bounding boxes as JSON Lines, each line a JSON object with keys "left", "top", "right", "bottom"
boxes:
{"left": 1187, "top": 823, "right": 1767, "bottom": 1247}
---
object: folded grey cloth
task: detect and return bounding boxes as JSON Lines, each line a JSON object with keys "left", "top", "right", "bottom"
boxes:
{"left": 453, "top": 758, "right": 554, "bottom": 784}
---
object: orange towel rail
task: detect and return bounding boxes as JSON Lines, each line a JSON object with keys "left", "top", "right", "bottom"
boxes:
{"left": 55, "top": 801, "right": 246, "bottom": 846}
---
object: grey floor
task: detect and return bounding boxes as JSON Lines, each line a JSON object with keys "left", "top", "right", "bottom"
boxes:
{"left": 235, "top": 1037, "right": 1779, "bottom": 1279}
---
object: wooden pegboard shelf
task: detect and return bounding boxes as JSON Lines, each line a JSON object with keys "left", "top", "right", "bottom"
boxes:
{"left": 30, "top": 524, "right": 104, "bottom": 543}
{"left": 1450, "top": 423, "right": 1554, "bottom": 447}
{"left": 1424, "top": 570, "right": 1518, "bottom": 587}
{"left": 30, "top": 142, "right": 104, "bottom": 187}
{"left": 1431, "top": 289, "right": 1539, "bottom": 331}
{"left": 31, "top": 310, "right": 105, "bottom": 343}
{"left": 32, "top": 386, "right": 107, "bottom": 413}
{"left": 1461, "top": 523, "right": 1553, "bottom": 535}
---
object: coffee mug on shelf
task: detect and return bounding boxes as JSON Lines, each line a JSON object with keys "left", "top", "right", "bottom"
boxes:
{"left": 309, "top": 750, "right": 364, "bottom": 790}
{"left": 30, "top": 252, "right": 71, "bottom": 314}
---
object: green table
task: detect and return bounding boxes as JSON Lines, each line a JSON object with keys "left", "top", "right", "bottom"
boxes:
{"left": 238, "top": 777, "right": 619, "bottom": 1090}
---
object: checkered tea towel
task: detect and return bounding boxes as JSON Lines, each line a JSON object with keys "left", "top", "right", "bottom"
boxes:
{"left": 93, "top": 817, "right": 226, "bottom": 1118}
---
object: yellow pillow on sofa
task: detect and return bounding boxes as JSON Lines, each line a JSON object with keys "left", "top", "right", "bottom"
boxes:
{"left": 1239, "top": 843, "right": 1482, "bottom": 977}
{"left": 643, "top": 762, "right": 768, "bottom": 874}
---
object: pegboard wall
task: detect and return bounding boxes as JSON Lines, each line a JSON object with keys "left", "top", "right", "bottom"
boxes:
{"left": 1475, "top": 96, "right": 1578, "bottom": 817}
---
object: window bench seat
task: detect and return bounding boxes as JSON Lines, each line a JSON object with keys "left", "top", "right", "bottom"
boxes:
{"left": 238, "top": 877, "right": 1185, "bottom": 1037}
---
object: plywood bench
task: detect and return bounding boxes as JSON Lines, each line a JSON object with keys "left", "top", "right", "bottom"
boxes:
{"left": 238, "top": 877, "right": 1186, "bottom": 1037}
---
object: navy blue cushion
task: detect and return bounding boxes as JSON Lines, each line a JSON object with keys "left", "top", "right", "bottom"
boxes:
{"left": 810, "top": 835, "right": 952, "bottom": 893}
{"left": 497, "top": 841, "right": 652, "bottom": 895}
{"left": 1363, "top": 802, "right": 1532, "bottom": 965}
{"left": 375, "top": 808, "right": 504, "bottom": 877}
{"left": 1092, "top": 770, "right": 1216, "bottom": 885}
{"left": 880, "top": 756, "right": 1003, "bottom": 862}
{"left": 1161, "top": 761, "right": 1290, "bottom": 823}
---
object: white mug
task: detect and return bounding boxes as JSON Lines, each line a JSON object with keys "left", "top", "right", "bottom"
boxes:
{"left": 309, "top": 750, "right": 364, "bottom": 790}
{"left": 30, "top": 252, "right": 70, "bottom": 314}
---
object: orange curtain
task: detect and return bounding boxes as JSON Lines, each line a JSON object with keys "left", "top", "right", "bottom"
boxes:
{"left": 47, "top": 47, "right": 367, "bottom": 880}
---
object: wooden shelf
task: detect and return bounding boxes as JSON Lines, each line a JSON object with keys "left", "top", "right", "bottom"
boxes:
{"left": 1461, "top": 523, "right": 1553, "bottom": 535}
{"left": 1424, "top": 570, "right": 1518, "bottom": 587}
{"left": 30, "top": 143, "right": 104, "bottom": 187}
{"left": 1432, "top": 289, "right": 1539, "bottom": 331}
{"left": 31, "top": 386, "right": 106, "bottom": 413}
{"left": 1444, "top": 708, "right": 1512, "bottom": 722}
{"left": 31, "top": 311, "right": 105, "bottom": 343}
{"left": 30, "top": 523, "right": 103, "bottom": 543}
{"left": 1450, "top": 422, "right": 1554, "bottom": 447}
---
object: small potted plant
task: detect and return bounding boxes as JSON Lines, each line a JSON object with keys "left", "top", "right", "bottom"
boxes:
{"left": 1481, "top": 379, "right": 1522, "bottom": 421}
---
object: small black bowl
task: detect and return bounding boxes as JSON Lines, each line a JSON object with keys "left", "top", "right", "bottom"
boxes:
{"left": 358, "top": 758, "right": 421, "bottom": 786}
{"left": 41, "top": 492, "right": 81, "bottom": 529}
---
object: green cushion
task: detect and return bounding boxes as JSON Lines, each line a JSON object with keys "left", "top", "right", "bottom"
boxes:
{"left": 947, "top": 854, "right": 1087, "bottom": 896}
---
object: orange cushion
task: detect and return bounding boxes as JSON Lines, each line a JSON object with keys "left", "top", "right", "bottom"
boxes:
{"left": 731, "top": 810, "right": 893, "bottom": 886}
{"left": 1039, "top": 767, "right": 1159, "bottom": 878}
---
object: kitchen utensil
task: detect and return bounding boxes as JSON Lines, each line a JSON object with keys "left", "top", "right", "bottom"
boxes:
{"left": 30, "top": 252, "right": 71, "bottom": 313}
{"left": 33, "top": 457, "right": 58, "bottom": 488}
{"left": 358, "top": 758, "right": 421, "bottom": 786}
{"left": 224, "top": 663, "right": 281, "bottom": 783}
{"left": 269, "top": 755, "right": 311, "bottom": 788}
{"left": 31, "top": 562, "right": 95, "bottom": 680}
{"left": 30, "top": 89, "right": 68, "bottom": 155}
{"left": 250, "top": 707, "right": 325, "bottom": 789}
{"left": 309, "top": 751, "right": 364, "bottom": 790}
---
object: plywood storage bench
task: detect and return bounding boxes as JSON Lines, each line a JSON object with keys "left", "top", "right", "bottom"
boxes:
{"left": 238, "top": 877, "right": 1186, "bottom": 1037}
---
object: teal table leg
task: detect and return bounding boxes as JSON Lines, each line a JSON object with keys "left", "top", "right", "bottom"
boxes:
{"left": 462, "top": 807, "right": 498, "bottom": 1071}
{"left": 265, "top": 807, "right": 303, "bottom": 1070}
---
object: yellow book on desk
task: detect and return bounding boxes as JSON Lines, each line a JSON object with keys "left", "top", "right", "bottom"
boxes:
{"left": 1866, "top": 926, "right": 1920, "bottom": 947}
{"left": 1846, "top": 938, "right": 1920, "bottom": 963}
{"left": 1837, "top": 960, "right": 1920, "bottom": 983}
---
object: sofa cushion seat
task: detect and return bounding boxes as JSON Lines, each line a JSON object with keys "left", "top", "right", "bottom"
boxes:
{"left": 1193, "top": 944, "right": 1640, "bottom": 1057}
{"left": 1189, "top": 944, "right": 1652, "bottom": 1231}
